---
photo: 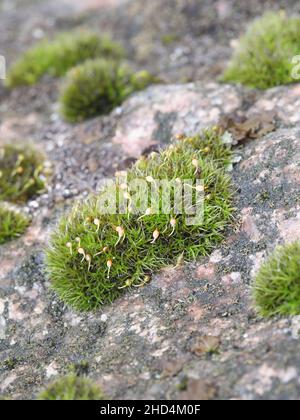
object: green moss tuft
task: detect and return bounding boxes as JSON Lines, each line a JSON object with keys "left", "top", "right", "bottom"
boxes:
{"left": 6, "top": 31, "right": 124, "bottom": 88}
{"left": 253, "top": 242, "right": 300, "bottom": 317}
{"left": 37, "top": 374, "right": 106, "bottom": 400}
{"left": 0, "top": 205, "right": 30, "bottom": 245}
{"left": 222, "top": 11, "right": 300, "bottom": 89}
{"left": 0, "top": 144, "right": 46, "bottom": 203}
{"left": 161, "top": 33, "right": 180, "bottom": 45}
{"left": 131, "top": 70, "right": 159, "bottom": 91}
{"left": 46, "top": 129, "right": 234, "bottom": 311}
{"left": 59, "top": 59, "right": 157, "bottom": 122}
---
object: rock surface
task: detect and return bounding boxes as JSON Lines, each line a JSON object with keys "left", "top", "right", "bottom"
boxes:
{"left": 0, "top": 0, "right": 300, "bottom": 400}
{"left": 1, "top": 120, "right": 300, "bottom": 400}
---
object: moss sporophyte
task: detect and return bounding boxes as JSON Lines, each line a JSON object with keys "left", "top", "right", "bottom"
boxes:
{"left": 46, "top": 128, "right": 235, "bottom": 311}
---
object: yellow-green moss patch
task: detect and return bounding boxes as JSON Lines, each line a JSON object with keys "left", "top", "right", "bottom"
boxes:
{"left": 222, "top": 12, "right": 300, "bottom": 89}
{"left": 46, "top": 129, "right": 234, "bottom": 311}
{"left": 253, "top": 242, "right": 300, "bottom": 317}
{"left": 6, "top": 30, "right": 124, "bottom": 88}
{"left": 0, "top": 205, "right": 30, "bottom": 245}
{"left": 59, "top": 59, "right": 157, "bottom": 122}
{"left": 0, "top": 144, "right": 46, "bottom": 203}
{"left": 38, "top": 375, "right": 106, "bottom": 401}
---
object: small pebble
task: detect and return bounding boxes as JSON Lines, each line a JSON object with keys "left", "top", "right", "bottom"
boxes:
{"left": 32, "top": 28, "right": 45, "bottom": 39}
{"left": 29, "top": 201, "right": 39, "bottom": 209}
{"left": 100, "top": 314, "right": 108, "bottom": 323}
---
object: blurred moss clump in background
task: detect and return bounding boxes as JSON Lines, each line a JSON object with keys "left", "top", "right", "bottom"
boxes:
{"left": 6, "top": 31, "right": 124, "bottom": 88}
{"left": 37, "top": 374, "right": 106, "bottom": 401}
{"left": 0, "top": 144, "right": 46, "bottom": 203}
{"left": 0, "top": 205, "right": 29, "bottom": 244}
{"left": 59, "top": 59, "right": 157, "bottom": 122}
{"left": 253, "top": 242, "right": 300, "bottom": 317}
{"left": 222, "top": 11, "right": 300, "bottom": 89}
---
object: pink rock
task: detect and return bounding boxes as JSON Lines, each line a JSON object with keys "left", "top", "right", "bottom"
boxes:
{"left": 0, "top": 249, "right": 26, "bottom": 281}
{"left": 195, "top": 263, "right": 215, "bottom": 281}
{"left": 278, "top": 211, "right": 300, "bottom": 243}
{"left": 282, "top": 164, "right": 300, "bottom": 185}
{"left": 241, "top": 208, "right": 262, "bottom": 242}
{"left": 188, "top": 303, "right": 206, "bottom": 321}
{"left": 222, "top": 272, "right": 242, "bottom": 286}
{"left": 216, "top": 0, "right": 232, "bottom": 19}
{"left": 8, "top": 301, "right": 27, "bottom": 322}
{"left": 0, "top": 114, "right": 39, "bottom": 140}
{"left": 0, "top": 373, "right": 17, "bottom": 391}
{"left": 112, "top": 83, "right": 241, "bottom": 158}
